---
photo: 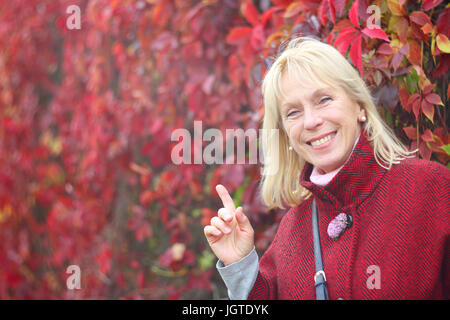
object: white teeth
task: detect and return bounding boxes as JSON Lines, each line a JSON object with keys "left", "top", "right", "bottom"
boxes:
{"left": 310, "top": 133, "right": 335, "bottom": 147}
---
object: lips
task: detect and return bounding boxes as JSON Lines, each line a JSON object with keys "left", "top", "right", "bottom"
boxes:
{"left": 306, "top": 131, "right": 337, "bottom": 145}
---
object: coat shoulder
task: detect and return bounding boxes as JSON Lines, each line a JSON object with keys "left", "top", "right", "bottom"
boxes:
{"left": 390, "top": 156, "right": 450, "bottom": 184}
{"left": 387, "top": 157, "right": 450, "bottom": 221}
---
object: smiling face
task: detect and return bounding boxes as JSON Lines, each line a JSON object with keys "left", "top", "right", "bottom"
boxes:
{"left": 279, "top": 72, "right": 366, "bottom": 174}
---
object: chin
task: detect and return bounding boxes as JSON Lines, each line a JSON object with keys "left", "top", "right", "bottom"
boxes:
{"left": 315, "top": 159, "right": 344, "bottom": 173}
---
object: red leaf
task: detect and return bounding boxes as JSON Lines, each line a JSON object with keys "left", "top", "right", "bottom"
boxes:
{"left": 349, "top": 0, "right": 360, "bottom": 28}
{"left": 419, "top": 140, "right": 432, "bottom": 160}
{"left": 137, "top": 270, "right": 145, "bottom": 289}
{"left": 271, "top": 0, "right": 295, "bottom": 8}
{"left": 377, "top": 43, "right": 394, "bottom": 55}
{"left": 407, "top": 40, "right": 422, "bottom": 65}
{"left": 318, "top": 0, "right": 328, "bottom": 26}
{"left": 328, "top": 0, "right": 336, "bottom": 25}
{"left": 407, "top": 93, "right": 420, "bottom": 105}
{"left": 161, "top": 204, "right": 169, "bottom": 224}
{"left": 421, "top": 129, "right": 435, "bottom": 142}
{"left": 319, "top": 0, "right": 336, "bottom": 25}
{"left": 399, "top": 43, "right": 409, "bottom": 55}
{"left": 261, "top": 7, "right": 282, "bottom": 26}
{"left": 284, "top": 2, "right": 303, "bottom": 18}
{"left": 421, "top": 99, "right": 434, "bottom": 123}
{"left": 152, "top": 1, "right": 170, "bottom": 27}
{"left": 151, "top": 119, "right": 163, "bottom": 134}
{"left": 403, "top": 126, "right": 417, "bottom": 140}
{"left": 250, "top": 24, "right": 265, "bottom": 50}
{"left": 327, "top": 32, "right": 335, "bottom": 44}
{"left": 396, "top": 17, "right": 409, "bottom": 43}
{"left": 334, "top": 27, "right": 358, "bottom": 55}
{"left": 422, "top": 0, "right": 443, "bottom": 11}
{"left": 432, "top": 54, "right": 450, "bottom": 78}
{"left": 391, "top": 53, "right": 403, "bottom": 72}
{"left": 241, "top": 1, "right": 260, "bottom": 27}
{"left": 361, "top": 26, "right": 390, "bottom": 42}
{"left": 436, "top": 8, "right": 450, "bottom": 38}
{"left": 201, "top": 208, "right": 215, "bottom": 226}
{"left": 96, "top": 246, "right": 112, "bottom": 274}
{"left": 422, "top": 84, "right": 434, "bottom": 95}
{"left": 334, "top": 0, "right": 347, "bottom": 15}
{"left": 399, "top": 87, "right": 411, "bottom": 112}
{"left": 319, "top": 0, "right": 337, "bottom": 25}
{"left": 424, "top": 93, "right": 443, "bottom": 105}
{"left": 349, "top": 34, "right": 363, "bottom": 76}
{"left": 412, "top": 97, "right": 421, "bottom": 120}
{"left": 409, "top": 11, "right": 432, "bottom": 26}
{"left": 226, "top": 26, "right": 253, "bottom": 45}
{"left": 135, "top": 223, "right": 152, "bottom": 242}
{"left": 140, "top": 173, "right": 151, "bottom": 188}
{"left": 140, "top": 190, "right": 153, "bottom": 207}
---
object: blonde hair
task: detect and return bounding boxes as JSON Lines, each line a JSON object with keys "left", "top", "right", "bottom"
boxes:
{"left": 259, "top": 37, "right": 416, "bottom": 210}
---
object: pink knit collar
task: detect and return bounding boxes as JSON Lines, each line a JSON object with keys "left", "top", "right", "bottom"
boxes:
{"left": 310, "top": 136, "right": 360, "bottom": 187}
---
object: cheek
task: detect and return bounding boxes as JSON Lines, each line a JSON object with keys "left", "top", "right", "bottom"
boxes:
{"left": 286, "top": 121, "right": 304, "bottom": 141}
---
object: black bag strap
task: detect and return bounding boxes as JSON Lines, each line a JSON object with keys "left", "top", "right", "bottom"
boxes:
{"left": 312, "top": 198, "right": 329, "bottom": 300}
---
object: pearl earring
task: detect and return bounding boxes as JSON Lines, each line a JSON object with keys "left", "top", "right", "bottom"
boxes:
{"left": 288, "top": 146, "right": 293, "bottom": 151}
{"left": 361, "top": 116, "right": 367, "bottom": 122}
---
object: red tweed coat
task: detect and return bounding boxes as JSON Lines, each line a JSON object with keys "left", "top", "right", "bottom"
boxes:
{"left": 249, "top": 133, "right": 450, "bottom": 299}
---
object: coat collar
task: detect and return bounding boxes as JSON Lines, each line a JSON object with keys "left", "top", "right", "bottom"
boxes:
{"left": 300, "top": 131, "right": 388, "bottom": 213}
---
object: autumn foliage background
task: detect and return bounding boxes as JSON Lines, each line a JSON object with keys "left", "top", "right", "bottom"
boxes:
{"left": 0, "top": 0, "right": 448, "bottom": 299}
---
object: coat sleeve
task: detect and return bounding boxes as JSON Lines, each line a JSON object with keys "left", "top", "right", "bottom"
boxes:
{"left": 247, "top": 206, "right": 297, "bottom": 299}
{"left": 426, "top": 160, "right": 450, "bottom": 299}
{"left": 248, "top": 244, "right": 277, "bottom": 300}
{"left": 444, "top": 236, "right": 449, "bottom": 299}
{"left": 435, "top": 163, "right": 450, "bottom": 299}
{"left": 247, "top": 240, "right": 278, "bottom": 299}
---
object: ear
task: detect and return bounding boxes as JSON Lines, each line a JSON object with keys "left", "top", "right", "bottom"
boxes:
{"left": 358, "top": 102, "right": 366, "bottom": 118}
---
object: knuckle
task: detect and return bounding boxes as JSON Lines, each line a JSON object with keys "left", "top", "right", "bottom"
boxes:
{"left": 219, "top": 208, "right": 232, "bottom": 219}
{"left": 210, "top": 216, "right": 222, "bottom": 225}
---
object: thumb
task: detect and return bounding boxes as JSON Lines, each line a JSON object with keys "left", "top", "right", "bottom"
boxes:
{"left": 235, "top": 206, "right": 253, "bottom": 232}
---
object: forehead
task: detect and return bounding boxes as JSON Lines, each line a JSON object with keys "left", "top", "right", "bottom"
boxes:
{"left": 279, "top": 73, "right": 337, "bottom": 109}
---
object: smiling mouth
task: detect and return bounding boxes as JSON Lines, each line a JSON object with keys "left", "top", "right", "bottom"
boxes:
{"left": 307, "top": 131, "right": 337, "bottom": 147}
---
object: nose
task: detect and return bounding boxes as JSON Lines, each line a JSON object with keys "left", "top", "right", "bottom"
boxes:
{"left": 303, "top": 106, "right": 323, "bottom": 130}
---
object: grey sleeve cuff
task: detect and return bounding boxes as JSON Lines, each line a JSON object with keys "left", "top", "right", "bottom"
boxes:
{"left": 216, "top": 247, "right": 259, "bottom": 300}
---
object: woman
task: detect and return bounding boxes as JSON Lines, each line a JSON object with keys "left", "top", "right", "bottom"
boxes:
{"left": 204, "top": 37, "right": 449, "bottom": 299}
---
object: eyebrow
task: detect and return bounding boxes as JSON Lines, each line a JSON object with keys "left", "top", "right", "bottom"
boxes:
{"left": 280, "top": 87, "right": 334, "bottom": 112}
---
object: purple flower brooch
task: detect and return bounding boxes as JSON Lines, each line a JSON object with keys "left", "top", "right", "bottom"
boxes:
{"left": 327, "top": 213, "right": 353, "bottom": 239}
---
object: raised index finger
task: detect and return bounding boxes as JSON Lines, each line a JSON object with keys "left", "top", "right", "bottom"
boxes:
{"left": 215, "top": 184, "right": 236, "bottom": 212}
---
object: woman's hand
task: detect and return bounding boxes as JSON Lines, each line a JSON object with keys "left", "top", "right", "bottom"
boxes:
{"left": 204, "top": 184, "right": 255, "bottom": 266}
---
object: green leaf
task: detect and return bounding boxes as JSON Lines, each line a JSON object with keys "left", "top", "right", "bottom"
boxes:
{"left": 385, "top": 109, "right": 393, "bottom": 126}
{"left": 405, "top": 68, "right": 419, "bottom": 94}
{"left": 436, "top": 34, "right": 450, "bottom": 53}
{"left": 198, "top": 250, "right": 215, "bottom": 271}
{"left": 441, "top": 144, "right": 450, "bottom": 156}
{"left": 191, "top": 208, "right": 202, "bottom": 218}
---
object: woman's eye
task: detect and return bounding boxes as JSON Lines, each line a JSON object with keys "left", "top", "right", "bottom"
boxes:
{"left": 287, "top": 110, "right": 300, "bottom": 117}
{"left": 320, "top": 97, "right": 332, "bottom": 104}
